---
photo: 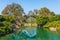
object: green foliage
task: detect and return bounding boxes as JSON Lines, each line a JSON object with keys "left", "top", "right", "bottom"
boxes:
{"left": 0, "top": 3, "right": 60, "bottom": 37}
{"left": 36, "top": 15, "right": 48, "bottom": 26}
{"left": 43, "top": 21, "right": 60, "bottom": 29}
{"left": 2, "top": 3, "right": 24, "bottom": 25}
{"left": 0, "top": 3, "right": 25, "bottom": 36}
{"left": 39, "top": 7, "right": 55, "bottom": 17}
{"left": 0, "top": 15, "right": 6, "bottom": 22}
{"left": 0, "top": 15, "right": 15, "bottom": 36}
{"left": 26, "top": 17, "right": 36, "bottom": 23}
{"left": 2, "top": 21, "right": 10, "bottom": 26}
{"left": 49, "top": 15, "right": 60, "bottom": 22}
{"left": 4, "top": 15, "right": 15, "bottom": 22}
{"left": 2, "top": 3, "right": 24, "bottom": 16}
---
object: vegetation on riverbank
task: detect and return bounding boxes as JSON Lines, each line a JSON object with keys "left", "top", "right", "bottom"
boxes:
{"left": 0, "top": 3, "right": 60, "bottom": 37}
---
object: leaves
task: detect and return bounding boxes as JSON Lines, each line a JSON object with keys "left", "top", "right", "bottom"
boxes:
{"left": 43, "top": 21, "right": 60, "bottom": 30}
{"left": 36, "top": 15, "right": 48, "bottom": 26}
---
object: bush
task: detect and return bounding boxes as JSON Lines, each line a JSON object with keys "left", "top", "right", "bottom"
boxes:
{"left": 36, "top": 16, "right": 48, "bottom": 26}
{"left": 43, "top": 21, "right": 60, "bottom": 30}
{"left": 0, "top": 15, "right": 15, "bottom": 36}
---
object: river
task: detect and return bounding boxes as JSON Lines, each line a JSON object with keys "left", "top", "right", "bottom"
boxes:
{"left": 0, "top": 27, "right": 60, "bottom": 40}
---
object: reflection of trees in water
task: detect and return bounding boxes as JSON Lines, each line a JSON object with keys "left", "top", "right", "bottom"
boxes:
{"left": 13, "top": 27, "right": 49, "bottom": 40}
{"left": 37, "top": 27, "right": 49, "bottom": 40}
{"left": 1, "top": 27, "right": 60, "bottom": 40}
{"left": 22, "top": 28, "right": 36, "bottom": 38}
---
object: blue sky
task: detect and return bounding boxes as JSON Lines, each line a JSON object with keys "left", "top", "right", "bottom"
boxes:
{"left": 0, "top": 0, "right": 60, "bottom": 14}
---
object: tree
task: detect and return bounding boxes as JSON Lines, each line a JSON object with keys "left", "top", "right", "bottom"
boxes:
{"left": 28, "top": 11, "right": 33, "bottom": 16}
{"left": 2, "top": 3, "right": 25, "bottom": 31}
{"left": 28, "top": 9, "right": 39, "bottom": 17}
{"left": 2, "top": 3, "right": 24, "bottom": 24}
{"left": 0, "top": 15, "right": 6, "bottom": 22}
{"left": 32, "top": 9, "right": 39, "bottom": 17}
{"left": 39, "top": 7, "right": 55, "bottom": 17}
{"left": 2, "top": 3, "right": 24, "bottom": 16}
{"left": 48, "top": 14, "right": 60, "bottom": 22}
{"left": 0, "top": 15, "right": 12, "bottom": 36}
{"left": 36, "top": 15, "right": 48, "bottom": 27}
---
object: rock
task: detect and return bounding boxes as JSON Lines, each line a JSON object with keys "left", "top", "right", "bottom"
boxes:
{"left": 49, "top": 27, "right": 56, "bottom": 31}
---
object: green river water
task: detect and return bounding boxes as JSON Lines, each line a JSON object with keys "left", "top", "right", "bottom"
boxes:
{"left": 0, "top": 28, "right": 60, "bottom": 40}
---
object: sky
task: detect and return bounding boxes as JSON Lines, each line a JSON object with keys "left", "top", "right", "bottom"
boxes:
{"left": 0, "top": 0, "right": 60, "bottom": 14}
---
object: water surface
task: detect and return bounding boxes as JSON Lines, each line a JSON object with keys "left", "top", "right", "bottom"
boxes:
{"left": 0, "top": 27, "right": 60, "bottom": 40}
